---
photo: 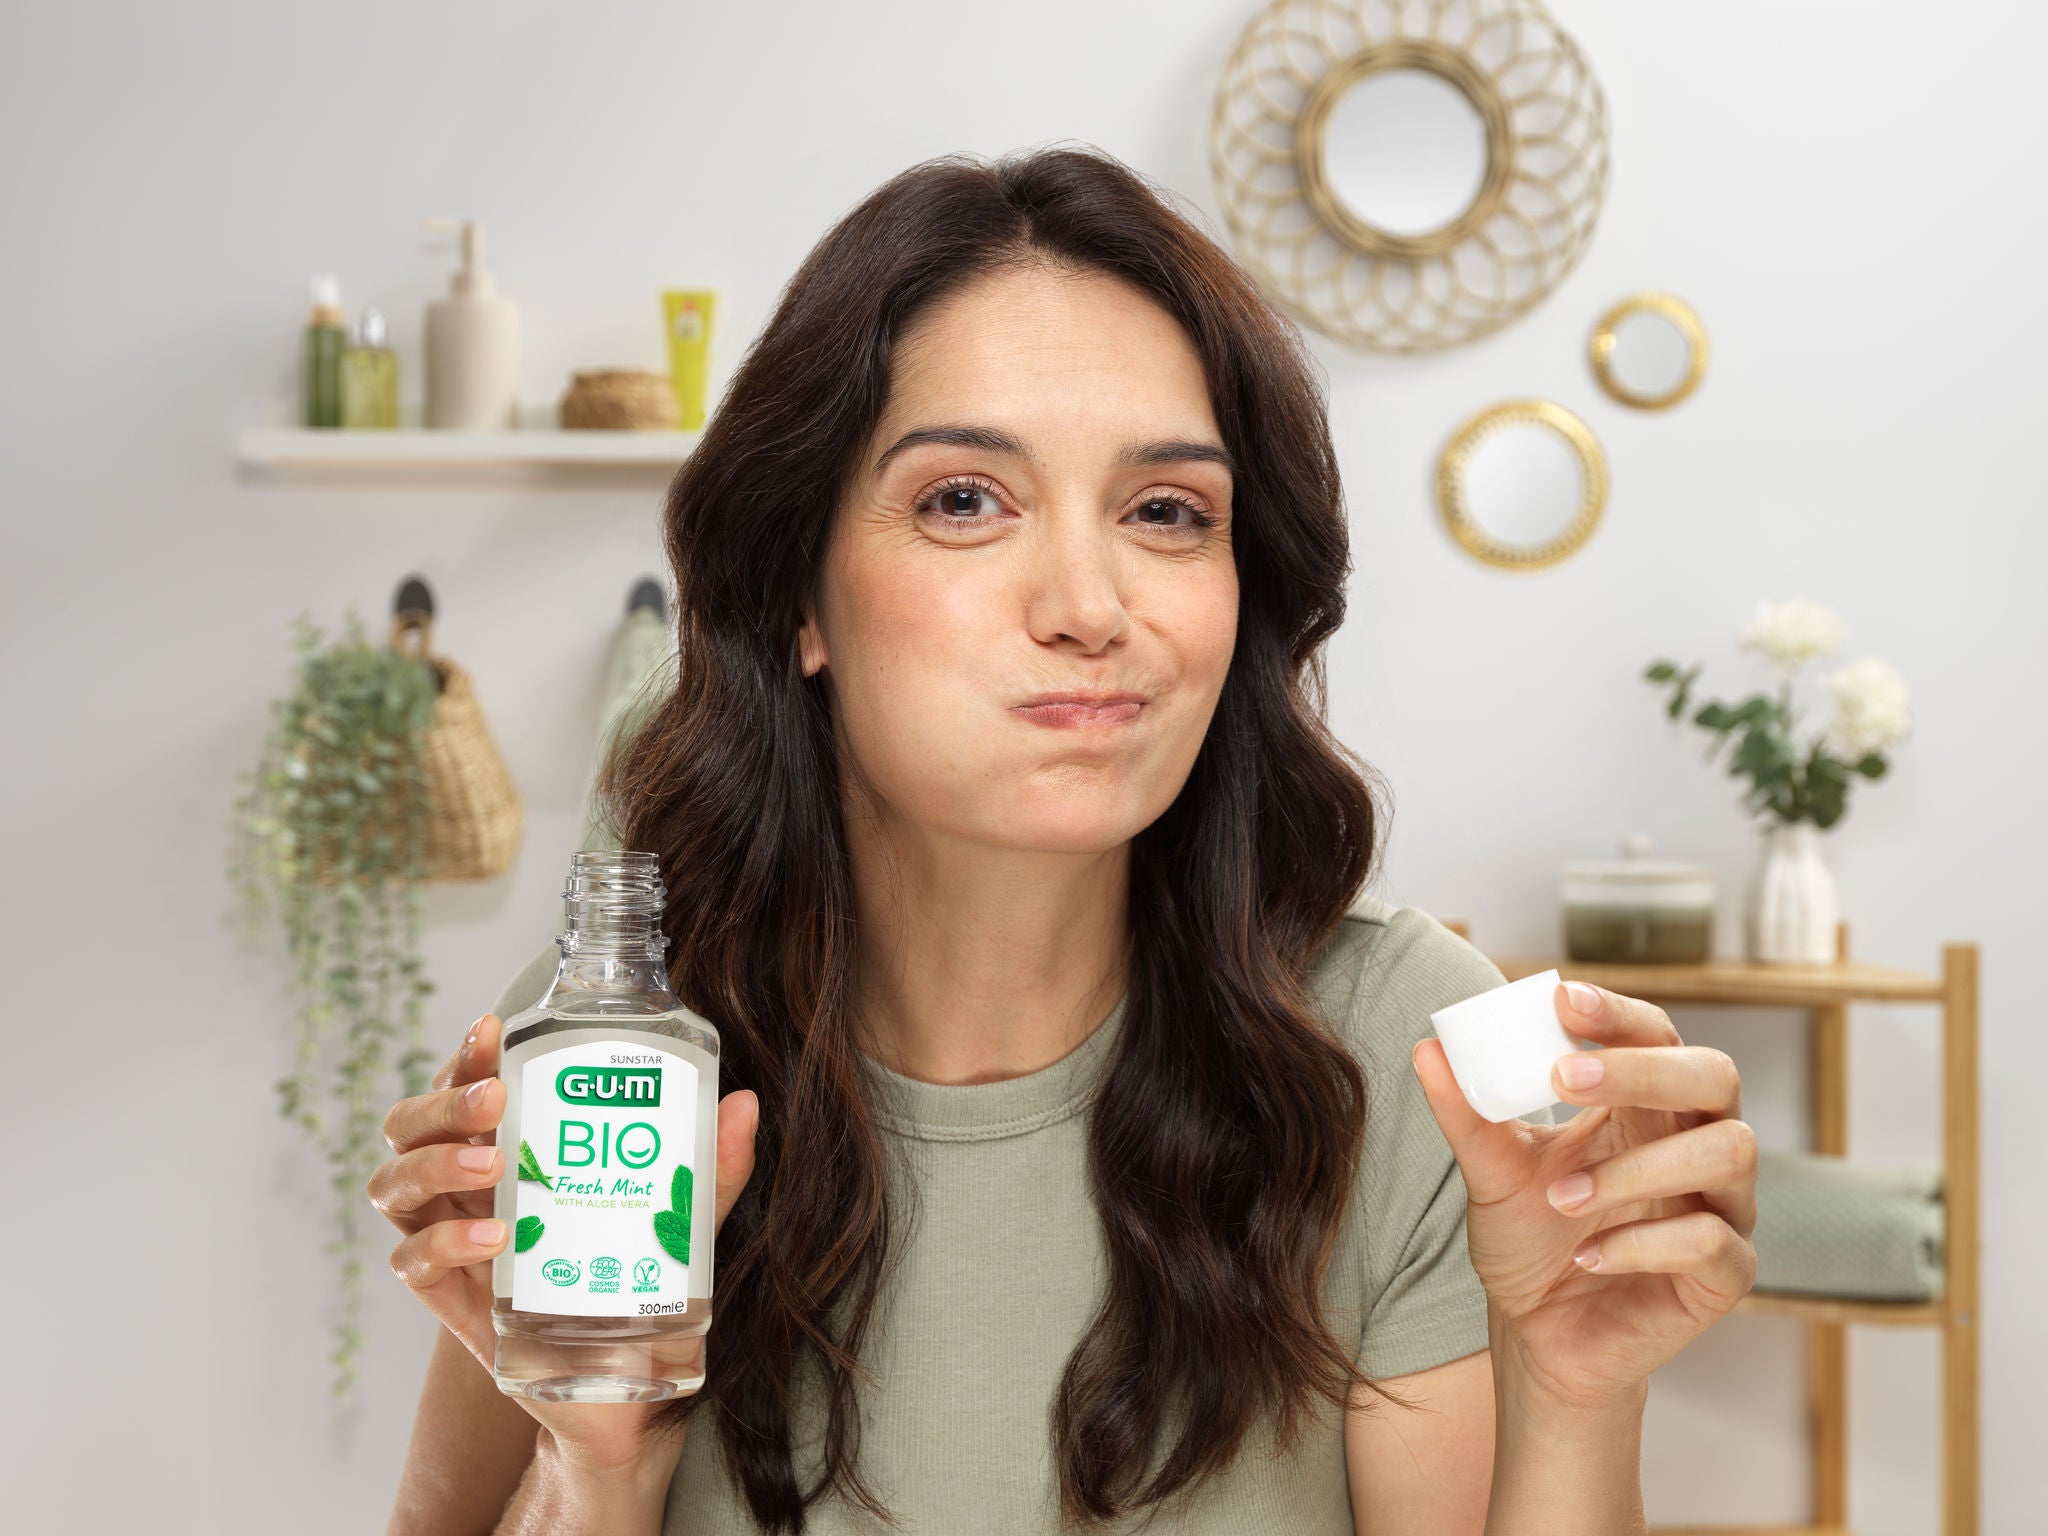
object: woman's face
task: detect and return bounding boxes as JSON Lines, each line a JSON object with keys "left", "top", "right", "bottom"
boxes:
{"left": 798, "top": 261, "right": 1240, "bottom": 856}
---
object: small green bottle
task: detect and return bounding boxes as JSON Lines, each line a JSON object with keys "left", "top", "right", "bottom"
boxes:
{"left": 304, "top": 275, "right": 346, "bottom": 429}
{"left": 341, "top": 307, "right": 400, "bottom": 429}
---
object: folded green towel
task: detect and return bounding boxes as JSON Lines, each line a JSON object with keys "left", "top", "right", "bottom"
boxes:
{"left": 1751, "top": 1150, "right": 1944, "bottom": 1302}
{"left": 578, "top": 605, "right": 678, "bottom": 851}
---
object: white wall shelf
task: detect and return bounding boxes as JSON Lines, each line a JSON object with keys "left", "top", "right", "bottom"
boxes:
{"left": 239, "top": 427, "right": 695, "bottom": 467}
{"left": 236, "top": 405, "right": 696, "bottom": 471}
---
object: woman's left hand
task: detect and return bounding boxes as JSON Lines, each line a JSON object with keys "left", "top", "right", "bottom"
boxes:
{"left": 1410, "top": 977, "right": 1760, "bottom": 1412}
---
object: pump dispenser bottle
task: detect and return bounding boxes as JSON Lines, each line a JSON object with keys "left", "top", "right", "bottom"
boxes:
{"left": 423, "top": 217, "right": 521, "bottom": 429}
{"left": 491, "top": 850, "right": 721, "bottom": 1402}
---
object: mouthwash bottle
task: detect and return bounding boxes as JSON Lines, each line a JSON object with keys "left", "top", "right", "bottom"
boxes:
{"left": 491, "top": 850, "right": 720, "bottom": 1402}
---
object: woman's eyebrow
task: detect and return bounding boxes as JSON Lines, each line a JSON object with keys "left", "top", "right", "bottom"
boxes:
{"left": 872, "top": 425, "right": 1235, "bottom": 480}
{"left": 1116, "top": 438, "right": 1236, "bottom": 479}
{"left": 873, "top": 424, "right": 1028, "bottom": 475}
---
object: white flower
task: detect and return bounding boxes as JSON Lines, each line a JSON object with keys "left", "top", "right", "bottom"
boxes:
{"left": 1821, "top": 657, "right": 1912, "bottom": 759}
{"left": 1738, "top": 600, "right": 1844, "bottom": 674}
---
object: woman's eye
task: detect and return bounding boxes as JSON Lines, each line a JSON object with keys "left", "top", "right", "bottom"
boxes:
{"left": 934, "top": 486, "right": 992, "bottom": 517}
{"left": 911, "top": 482, "right": 1214, "bottom": 533}
{"left": 1128, "top": 497, "right": 1210, "bottom": 529}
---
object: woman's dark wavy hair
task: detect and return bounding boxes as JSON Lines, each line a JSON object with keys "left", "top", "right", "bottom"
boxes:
{"left": 595, "top": 143, "right": 1400, "bottom": 1531}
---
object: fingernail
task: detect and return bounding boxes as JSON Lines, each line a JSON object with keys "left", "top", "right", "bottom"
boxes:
{"left": 1557, "top": 1053, "right": 1605, "bottom": 1090}
{"left": 464, "top": 1017, "right": 483, "bottom": 1049}
{"left": 456, "top": 1145, "right": 496, "bottom": 1172}
{"left": 1572, "top": 1235, "right": 1602, "bottom": 1270}
{"left": 1548, "top": 1171, "right": 1594, "bottom": 1211}
{"left": 1564, "top": 980, "right": 1602, "bottom": 1015}
{"left": 468, "top": 1220, "right": 506, "bottom": 1247}
{"left": 465, "top": 1079, "right": 491, "bottom": 1108}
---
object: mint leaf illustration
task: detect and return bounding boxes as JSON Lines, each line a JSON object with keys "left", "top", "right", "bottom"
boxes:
{"left": 653, "top": 1208, "right": 690, "bottom": 1265}
{"left": 515, "top": 1215, "right": 545, "bottom": 1253}
{"left": 651, "top": 1162, "right": 693, "bottom": 1264}
{"left": 516, "top": 1139, "right": 553, "bottom": 1189}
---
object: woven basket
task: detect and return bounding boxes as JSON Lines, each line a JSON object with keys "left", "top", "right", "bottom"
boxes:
{"left": 558, "top": 369, "right": 680, "bottom": 430}
{"left": 387, "top": 611, "right": 524, "bottom": 883}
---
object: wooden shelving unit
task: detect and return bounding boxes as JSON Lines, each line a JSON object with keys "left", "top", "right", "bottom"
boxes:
{"left": 1451, "top": 921, "right": 1980, "bottom": 1536}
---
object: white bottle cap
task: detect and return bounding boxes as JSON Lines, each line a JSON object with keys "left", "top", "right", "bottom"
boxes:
{"left": 310, "top": 274, "right": 340, "bottom": 308}
{"left": 1429, "top": 968, "right": 1586, "bottom": 1122}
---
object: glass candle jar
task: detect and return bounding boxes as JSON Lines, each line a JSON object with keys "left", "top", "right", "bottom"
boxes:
{"left": 1561, "top": 835, "right": 1715, "bottom": 963}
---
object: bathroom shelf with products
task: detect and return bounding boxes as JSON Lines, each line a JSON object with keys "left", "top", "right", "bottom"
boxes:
{"left": 274, "top": 221, "right": 714, "bottom": 476}
{"left": 237, "top": 405, "right": 696, "bottom": 471}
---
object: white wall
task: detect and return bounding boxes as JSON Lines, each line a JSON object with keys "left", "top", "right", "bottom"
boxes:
{"left": 3, "top": 2, "right": 2040, "bottom": 1530}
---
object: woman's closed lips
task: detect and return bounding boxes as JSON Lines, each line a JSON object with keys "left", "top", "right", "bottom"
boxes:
{"left": 1010, "top": 689, "right": 1148, "bottom": 728}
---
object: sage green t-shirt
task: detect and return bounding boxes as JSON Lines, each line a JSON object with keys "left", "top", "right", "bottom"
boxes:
{"left": 487, "top": 890, "right": 1551, "bottom": 1534}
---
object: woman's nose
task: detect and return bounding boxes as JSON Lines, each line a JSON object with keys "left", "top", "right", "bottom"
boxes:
{"left": 1022, "top": 508, "right": 1129, "bottom": 653}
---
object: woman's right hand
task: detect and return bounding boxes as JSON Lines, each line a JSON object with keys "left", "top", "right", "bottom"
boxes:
{"left": 368, "top": 1010, "right": 761, "bottom": 1473}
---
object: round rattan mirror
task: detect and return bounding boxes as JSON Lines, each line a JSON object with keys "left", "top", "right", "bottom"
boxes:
{"left": 1211, "top": 0, "right": 1610, "bottom": 354}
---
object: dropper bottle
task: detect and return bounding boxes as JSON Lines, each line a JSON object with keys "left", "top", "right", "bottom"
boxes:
{"left": 303, "top": 275, "right": 346, "bottom": 428}
{"left": 489, "top": 850, "right": 722, "bottom": 1402}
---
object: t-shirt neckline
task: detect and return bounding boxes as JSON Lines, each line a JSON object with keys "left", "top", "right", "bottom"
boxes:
{"left": 857, "top": 987, "right": 1130, "bottom": 1143}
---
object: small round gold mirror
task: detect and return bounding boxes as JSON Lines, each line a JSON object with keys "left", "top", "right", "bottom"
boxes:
{"left": 1437, "top": 400, "right": 1608, "bottom": 570}
{"left": 1589, "top": 292, "right": 1708, "bottom": 409}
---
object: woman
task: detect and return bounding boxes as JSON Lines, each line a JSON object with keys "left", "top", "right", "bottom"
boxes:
{"left": 372, "top": 146, "right": 1758, "bottom": 1535}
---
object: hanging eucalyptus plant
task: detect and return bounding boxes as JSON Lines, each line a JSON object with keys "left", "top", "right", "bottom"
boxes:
{"left": 229, "top": 605, "right": 441, "bottom": 1401}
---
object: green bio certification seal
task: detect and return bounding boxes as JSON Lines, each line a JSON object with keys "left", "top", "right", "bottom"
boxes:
{"left": 511, "top": 1041, "right": 698, "bottom": 1317}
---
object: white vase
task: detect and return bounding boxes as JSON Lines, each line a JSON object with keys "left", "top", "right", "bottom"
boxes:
{"left": 1744, "top": 822, "right": 1839, "bottom": 964}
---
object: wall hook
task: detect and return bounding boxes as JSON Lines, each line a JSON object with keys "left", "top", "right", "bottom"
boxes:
{"left": 390, "top": 574, "right": 444, "bottom": 693}
{"left": 627, "top": 576, "right": 666, "bottom": 621}
{"left": 393, "top": 573, "right": 435, "bottom": 620}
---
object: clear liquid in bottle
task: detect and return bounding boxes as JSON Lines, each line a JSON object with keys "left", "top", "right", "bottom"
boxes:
{"left": 490, "top": 849, "right": 720, "bottom": 1402}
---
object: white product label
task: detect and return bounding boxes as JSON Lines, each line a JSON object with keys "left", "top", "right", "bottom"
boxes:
{"left": 511, "top": 1041, "right": 698, "bottom": 1317}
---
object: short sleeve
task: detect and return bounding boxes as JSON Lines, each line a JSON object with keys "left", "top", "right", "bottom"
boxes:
{"left": 1358, "top": 1123, "right": 1495, "bottom": 1377}
{"left": 1319, "top": 902, "right": 1554, "bottom": 1380}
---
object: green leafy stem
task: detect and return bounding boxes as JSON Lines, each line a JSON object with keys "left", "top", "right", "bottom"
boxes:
{"left": 1644, "top": 660, "right": 1887, "bottom": 829}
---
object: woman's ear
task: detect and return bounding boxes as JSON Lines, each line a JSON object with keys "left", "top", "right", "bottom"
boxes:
{"left": 796, "top": 604, "right": 827, "bottom": 677}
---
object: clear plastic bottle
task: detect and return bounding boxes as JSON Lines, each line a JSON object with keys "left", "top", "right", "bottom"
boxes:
{"left": 490, "top": 850, "right": 721, "bottom": 1402}
{"left": 340, "top": 307, "right": 399, "bottom": 429}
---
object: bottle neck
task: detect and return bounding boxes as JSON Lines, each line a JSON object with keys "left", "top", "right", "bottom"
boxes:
{"left": 542, "top": 850, "right": 676, "bottom": 1000}
{"left": 545, "top": 943, "right": 677, "bottom": 1000}
{"left": 545, "top": 910, "right": 677, "bottom": 998}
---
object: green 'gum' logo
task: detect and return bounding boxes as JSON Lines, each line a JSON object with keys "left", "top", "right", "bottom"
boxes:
{"left": 556, "top": 1065, "right": 663, "bottom": 1107}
